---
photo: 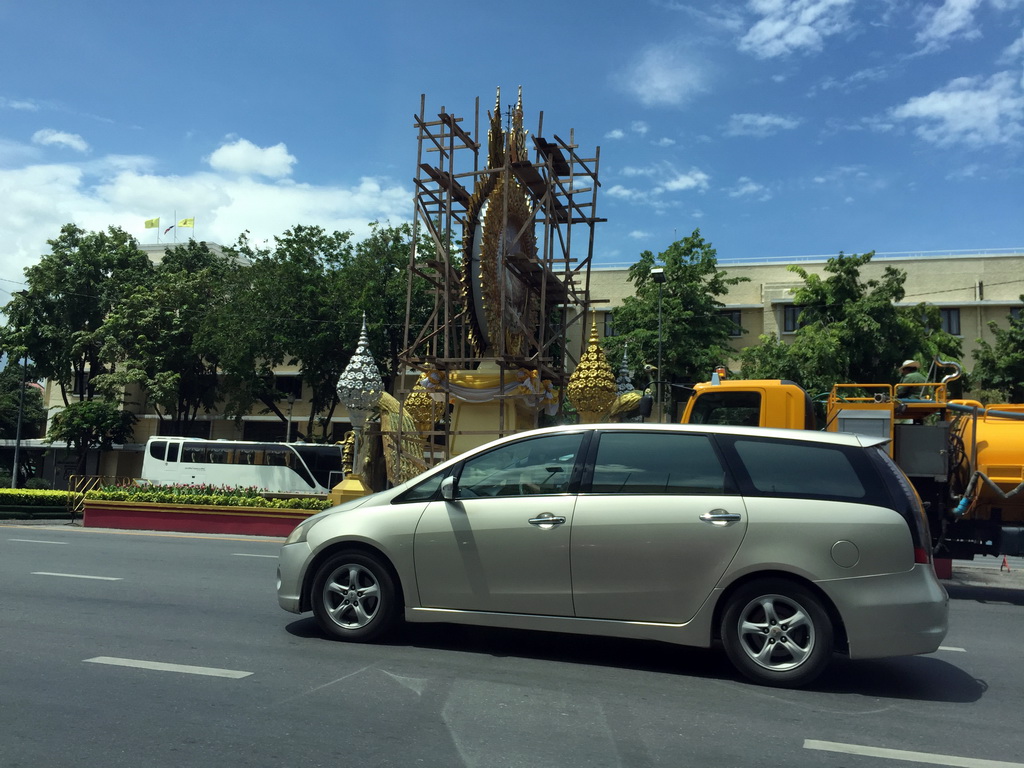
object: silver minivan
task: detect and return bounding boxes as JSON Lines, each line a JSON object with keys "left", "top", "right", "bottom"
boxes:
{"left": 277, "top": 424, "right": 948, "bottom": 687}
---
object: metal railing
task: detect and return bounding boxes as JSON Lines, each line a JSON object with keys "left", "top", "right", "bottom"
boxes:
{"left": 67, "top": 475, "right": 139, "bottom": 523}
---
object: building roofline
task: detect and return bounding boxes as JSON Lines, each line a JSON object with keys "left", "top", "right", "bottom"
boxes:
{"left": 593, "top": 248, "right": 1024, "bottom": 271}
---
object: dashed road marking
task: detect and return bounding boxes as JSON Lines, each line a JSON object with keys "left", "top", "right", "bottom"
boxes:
{"left": 939, "top": 645, "right": 967, "bottom": 652}
{"left": 805, "top": 739, "right": 1024, "bottom": 767}
{"left": 8, "top": 538, "right": 67, "bottom": 544}
{"left": 84, "top": 657, "right": 252, "bottom": 679}
{"left": 32, "top": 572, "right": 122, "bottom": 581}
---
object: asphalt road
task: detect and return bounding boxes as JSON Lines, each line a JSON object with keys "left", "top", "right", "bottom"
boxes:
{"left": 2, "top": 523, "right": 1023, "bottom": 768}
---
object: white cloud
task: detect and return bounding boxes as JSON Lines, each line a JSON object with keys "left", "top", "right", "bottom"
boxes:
{"left": 0, "top": 97, "right": 40, "bottom": 111}
{"left": 890, "top": 71, "right": 1024, "bottom": 147}
{"left": 728, "top": 176, "right": 772, "bottom": 199}
{"left": 739, "top": 0, "right": 855, "bottom": 59}
{"left": 726, "top": 112, "right": 801, "bottom": 137}
{"left": 0, "top": 139, "right": 411, "bottom": 283}
{"left": 628, "top": 229, "right": 652, "bottom": 239}
{"left": 657, "top": 167, "right": 711, "bottom": 192}
{"left": 32, "top": 129, "right": 89, "bottom": 153}
{"left": 605, "top": 129, "right": 626, "bottom": 139}
{"left": 813, "top": 66, "right": 890, "bottom": 95}
{"left": 606, "top": 184, "right": 645, "bottom": 200}
{"left": 664, "top": 3, "right": 746, "bottom": 32}
{"left": 654, "top": 137, "right": 677, "bottom": 147}
{"left": 207, "top": 137, "right": 297, "bottom": 178}
{"left": 632, "top": 121, "right": 650, "bottom": 135}
{"left": 915, "top": 0, "right": 983, "bottom": 51}
{"left": 613, "top": 43, "right": 710, "bottom": 107}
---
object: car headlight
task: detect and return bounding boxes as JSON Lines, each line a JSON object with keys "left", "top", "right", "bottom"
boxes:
{"left": 284, "top": 518, "right": 315, "bottom": 545}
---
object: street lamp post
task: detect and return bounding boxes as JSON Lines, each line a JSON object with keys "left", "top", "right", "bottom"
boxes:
{"left": 10, "top": 353, "right": 26, "bottom": 489}
{"left": 651, "top": 267, "right": 666, "bottom": 422}
{"left": 286, "top": 393, "right": 296, "bottom": 443}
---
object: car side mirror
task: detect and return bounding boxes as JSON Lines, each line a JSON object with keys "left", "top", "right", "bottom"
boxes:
{"left": 440, "top": 475, "right": 457, "bottom": 501}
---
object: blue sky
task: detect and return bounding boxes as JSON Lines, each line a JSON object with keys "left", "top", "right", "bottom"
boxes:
{"left": 1, "top": 0, "right": 1022, "bottom": 292}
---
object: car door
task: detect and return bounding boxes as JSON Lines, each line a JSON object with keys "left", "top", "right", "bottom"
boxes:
{"left": 570, "top": 430, "right": 747, "bottom": 624}
{"left": 413, "top": 431, "right": 585, "bottom": 616}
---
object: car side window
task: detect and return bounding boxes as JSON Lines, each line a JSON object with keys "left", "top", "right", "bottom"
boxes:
{"left": 730, "top": 438, "right": 867, "bottom": 500}
{"left": 456, "top": 433, "right": 584, "bottom": 498}
{"left": 588, "top": 432, "right": 729, "bottom": 494}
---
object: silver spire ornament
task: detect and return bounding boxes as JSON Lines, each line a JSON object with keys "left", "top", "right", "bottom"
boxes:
{"left": 336, "top": 317, "right": 384, "bottom": 476}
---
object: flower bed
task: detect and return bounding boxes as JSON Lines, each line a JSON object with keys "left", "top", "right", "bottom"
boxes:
{"left": 82, "top": 484, "right": 332, "bottom": 536}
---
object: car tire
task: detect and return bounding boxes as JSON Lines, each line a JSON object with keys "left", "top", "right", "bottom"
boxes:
{"left": 720, "top": 579, "right": 834, "bottom": 688}
{"left": 311, "top": 551, "right": 400, "bottom": 642}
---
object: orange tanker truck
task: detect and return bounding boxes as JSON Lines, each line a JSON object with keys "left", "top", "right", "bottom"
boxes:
{"left": 680, "top": 364, "right": 1024, "bottom": 560}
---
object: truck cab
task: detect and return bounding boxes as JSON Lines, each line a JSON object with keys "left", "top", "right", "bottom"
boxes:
{"left": 681, "top": 378, "right": 814, "bottom": 430}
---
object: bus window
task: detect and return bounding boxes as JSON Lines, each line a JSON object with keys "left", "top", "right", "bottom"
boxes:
{"left": 149, "top": 440, "right": 167, "bottom": 461}
{"left": 183, "top": 443, "right": 209, "bottom": 463}
{"left": 265, "top": 451, "right": 289, "bottom": 466}
{"left": 167, "top": 443, "right": 179, "bottom": 462}
{"left": 208, "top": 449, "right": 228, "bottom": 464}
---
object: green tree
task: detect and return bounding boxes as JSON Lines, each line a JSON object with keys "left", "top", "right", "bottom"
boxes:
{"left": 0, "top": 358, "right": 46, "bottom": 439}
{"left": 739, "top": 251, "right": 961, "bottom": 394}
{"left": 206, "top": 225, "right": 356, "bottom": 441}
{"left": 1, "top": 224, "right": 152, "bottom": 472}
{"left": 47, "top": 400, "right": 136, "bottom": 472}
{"left": 92, "top": 240, "right": 230, "bottom": 434}
{"left": 605, "top": 230, "right": 748, "bottom": 412}
{"left": 971, "top": 298, "right": 1024, "bottom": 402}
{"left": 2, "top": 224, "right": 153, "bottom": 404}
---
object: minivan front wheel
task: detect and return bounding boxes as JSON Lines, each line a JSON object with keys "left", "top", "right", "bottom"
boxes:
{"left": 311, "top": 551, "right": 399, "bottom": 642}
{"left": 721, "top": 579, "right": 834, "bottom": 687}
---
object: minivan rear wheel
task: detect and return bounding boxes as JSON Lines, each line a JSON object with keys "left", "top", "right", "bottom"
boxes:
{"left": 721, "top": 579, "right": 834, "bottom": 687}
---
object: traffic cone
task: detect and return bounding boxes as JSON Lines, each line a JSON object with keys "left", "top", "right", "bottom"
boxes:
{"left": 1000, "top": 556, "right": 1010, "bottom": 572}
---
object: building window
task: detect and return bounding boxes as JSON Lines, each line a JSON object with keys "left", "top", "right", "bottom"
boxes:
{"left": 603, "top": 312, "right": 614, "bottom": 338}
{"left": 940, "top": 308, "right": 961, "bottom": 336}
{"left": 782, "top": 305, "right": 805, "bottom": 334}
{"left": 721, "top": 310, "right": 743, "bottom": 337}
{"left": 157, "top": 421, "right": 212, "bottom": 439}
{"left": 274, "top": 375, "right": 303, "bottom": 399}
{"left": 1011, "top": 307, "right": 1022, "bottom": 323}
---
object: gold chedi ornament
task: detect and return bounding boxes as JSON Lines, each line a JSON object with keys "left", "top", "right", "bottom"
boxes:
{"left": 566, "top": 320, "right": 617, "bottom": 423}
{"left": 403, "top": 378, "right": 446, "bottom": 434}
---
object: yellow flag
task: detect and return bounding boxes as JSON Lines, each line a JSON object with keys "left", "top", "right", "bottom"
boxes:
{"left": 178, "top": 217, "right": 194, "bottom": 228}
{"left": 144, "top": 217, "right": 160, "bottom": 229}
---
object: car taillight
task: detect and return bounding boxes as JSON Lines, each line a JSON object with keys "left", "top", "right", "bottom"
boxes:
{"left": 914, "top": 546, "right": 931, "bottom": 565}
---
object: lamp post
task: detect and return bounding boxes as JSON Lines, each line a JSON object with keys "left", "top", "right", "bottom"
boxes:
{"left": 286, "top": 393, "right": 296, "bottom": 443}
{"left": 11, "top": 352, "right": 26, "bottom": 489}
{"left": 651, "top": 267, "right": 666, "bottom": 422}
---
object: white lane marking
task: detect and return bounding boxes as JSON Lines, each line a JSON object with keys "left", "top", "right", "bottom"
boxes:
{"left": 939, "top": 645, "right": 967, "bottom": 652}
{"left": 32, "top": 572, "right": 122, "bottom": 581}
{"left": 232, "top": 553, "right": 277, "bottom": 558}
{"left": 84, "top": 657, "right": 252, "bottom": 679}
{"left": 805, "top": 740, "right": 1024, "bottom": 767}
{"left": 9, "top": 539, "right": 67, "bottom": 544}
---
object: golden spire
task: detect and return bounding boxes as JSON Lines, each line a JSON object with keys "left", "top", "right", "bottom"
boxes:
{"left": 566, "top": 316, "right": 617, "bottom": 423}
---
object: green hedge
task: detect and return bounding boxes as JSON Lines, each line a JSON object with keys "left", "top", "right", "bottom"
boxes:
{"left": 0, "top": 489, "right": 80, "bottom": 507}
{"left": 85, "top": 486, "right": 332, "bottom": 511}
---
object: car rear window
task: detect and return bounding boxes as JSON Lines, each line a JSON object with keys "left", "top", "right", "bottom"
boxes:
{"left": 587, "top": 432, "right": 732, "bottom": 495}
{"left": 719, "top": 436, "right": 891, "bottom": 506}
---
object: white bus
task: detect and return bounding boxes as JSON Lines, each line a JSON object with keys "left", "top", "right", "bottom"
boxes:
{"left": 141, "top": 437, "right": 344, "bottom": 495}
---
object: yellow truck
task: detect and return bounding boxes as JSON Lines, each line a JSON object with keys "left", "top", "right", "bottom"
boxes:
{"left": 680, "top": 367, "right": 1024, "bottom": 559}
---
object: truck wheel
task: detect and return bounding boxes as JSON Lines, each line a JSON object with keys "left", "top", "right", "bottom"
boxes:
{"left": 721, "top": 579, "right": 834, "bottom": 687}
{"left": 311, "top": 551, "right": 399, "bottom": 642}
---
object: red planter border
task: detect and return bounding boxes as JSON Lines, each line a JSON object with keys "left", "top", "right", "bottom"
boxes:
{"left": 83, "top": 499, "right": 313, "bottom": 537}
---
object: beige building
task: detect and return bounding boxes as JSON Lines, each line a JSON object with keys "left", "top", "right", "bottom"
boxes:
{"left": 587, "top": 249, "right": 1024, "bottom": 369}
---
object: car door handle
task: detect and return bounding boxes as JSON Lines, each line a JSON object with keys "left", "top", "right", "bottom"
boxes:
{"left": 700, "top": 510, "right": 741, "bottom": 527}
{"left": 528, "top": 513, "right": 566, "bottom": 528}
